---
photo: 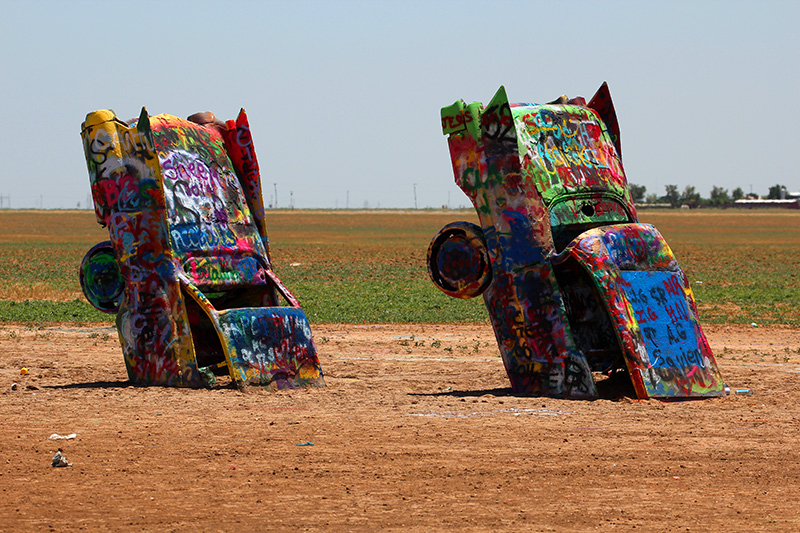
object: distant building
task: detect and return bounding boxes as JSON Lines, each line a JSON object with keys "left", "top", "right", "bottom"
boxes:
{"left": 733, "top": 198, "right": 800, "bottom": 209}
{"left": 635, "top": 202, "right": 672, "bottom": 209}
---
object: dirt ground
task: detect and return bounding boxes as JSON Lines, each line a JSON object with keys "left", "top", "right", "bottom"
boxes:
{"left": 1, "top": 323, "right": 799, "bottom": 532}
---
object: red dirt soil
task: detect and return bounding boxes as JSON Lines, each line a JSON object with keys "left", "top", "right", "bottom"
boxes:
{"left": 2, "top": 323, "right": 799, "bottom": 531}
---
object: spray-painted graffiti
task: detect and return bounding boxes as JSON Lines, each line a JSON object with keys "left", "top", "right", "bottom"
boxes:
{"left": 79, "top": 241, "right": 125, "bottom": 313}
{"left": 217, "top": 307, "right": 320, "bottom": 388}
{"left": 79, "top": 107, "right": 323, "bottom": 390}
{"left": 428, "top": 84, "right": 724, "bottom": 399}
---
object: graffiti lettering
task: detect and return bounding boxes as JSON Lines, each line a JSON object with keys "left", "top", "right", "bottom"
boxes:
{"left": 649, "top": 285, "right": 668, "bottom": 306}
{"left": 519, "top": 107, "right": 625, "bottom": 193}
{"left": 663, "top": 275, "right": 683, "bottom": 297}
{"left": 482, "top": 105, "right": 515, "bottom": 141}
{"left": 664, "top": 302, "right": 689, "bottom": 324}
{"left": 120, "top": 129, "right": 154, "bottom": 154}
{"left": 635, "top": 306, "right": 658, "bottom": 324}
{"left": 441, "top": 110, "right": 473, "bottom": 131}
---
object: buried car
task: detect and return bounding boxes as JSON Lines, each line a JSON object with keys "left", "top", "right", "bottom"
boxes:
{"left": 428, "top": 84, "right": 723, "bottom": 399}
{"left": 79, "top": 108, "right": 323, "bottom": 390}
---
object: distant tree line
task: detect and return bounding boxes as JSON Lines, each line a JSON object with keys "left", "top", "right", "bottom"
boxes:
{"left": 628, "top": 183, "right": 791, "bottom": 208}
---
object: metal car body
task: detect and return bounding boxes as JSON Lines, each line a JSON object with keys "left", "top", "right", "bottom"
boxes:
{"left": 428, "top": 84, "right": 723, "bottom": 399}
{"left": 79, "top": 108, "right": 324, "bottom": 390}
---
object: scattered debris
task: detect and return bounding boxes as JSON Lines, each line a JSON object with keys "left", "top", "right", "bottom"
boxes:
{"left": 735, "top": 388, "right": 753, "bottom": 396}
{"left": 49, "top": 433, "right": 77, "bottom": 440}
{"left": 10, "top": 383, "right": 17, "bottom": 391}
{"left": 409, "top": 407, "right": 572, "bottom": 419}
{"left": 297, "top": 442, "right": 314, "bottom": 447}
{"left": 20, "top": 367, "right": 29, "bottom": 375}
{"left": 51, "top": 449, "right": 72, "bottom": 467}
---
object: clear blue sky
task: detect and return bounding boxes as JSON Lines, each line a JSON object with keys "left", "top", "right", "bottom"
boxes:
{"left": 1, "top": 0, "right": 798, "bottom": 209}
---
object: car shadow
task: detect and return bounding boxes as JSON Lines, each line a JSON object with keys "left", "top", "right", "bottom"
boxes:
{"left": 46, "top": 380, "right": 239, "bottom": 390}
{"left": 409, "top": 371, "right": 639, "bottom": 401}
{"left": 409, "top": 386, "right": 513, "bottom": 398}
{"left": 45, "top": 380, "right": 133, "bottom": 390}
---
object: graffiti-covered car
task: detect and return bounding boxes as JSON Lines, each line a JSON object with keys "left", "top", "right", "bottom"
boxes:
{"left": 428, "top": 84, "right": 724, "bottom": 399}
{"left": 79, "top": 108, "right": 324, "bottom": 390}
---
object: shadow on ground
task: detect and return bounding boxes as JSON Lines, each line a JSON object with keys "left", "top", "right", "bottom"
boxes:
{"left": 410, "top": 370, "right": 638, "bottom": 401}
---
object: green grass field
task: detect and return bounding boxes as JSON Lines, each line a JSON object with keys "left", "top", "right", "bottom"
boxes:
{"left": 0, "top": 209, "right": 798, "bottom": 326}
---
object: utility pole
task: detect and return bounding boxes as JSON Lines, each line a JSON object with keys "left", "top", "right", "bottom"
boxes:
{"left": 413, "top": 183, "right": 418, "bottom": 210}
{"left": 273, "top": 183, "right": 278, "bottom": 209}
{"left": 290, "top": 190, "right": 294, "bottom": 209}
{"left": 346, "top": 190, "right": 350, "bottom": 209}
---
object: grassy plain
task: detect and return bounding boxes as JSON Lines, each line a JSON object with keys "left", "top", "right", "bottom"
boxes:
{"left": 0, "top": 209, "right": 797, "bottom": 326}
